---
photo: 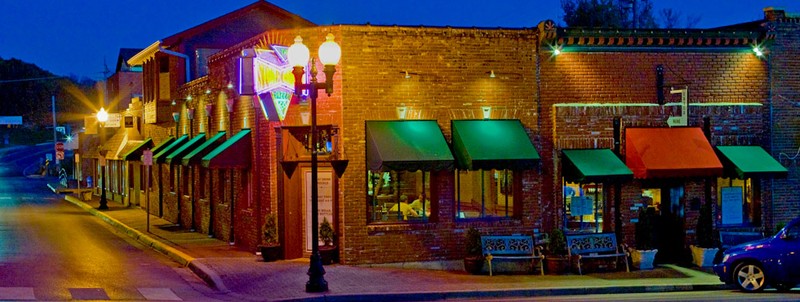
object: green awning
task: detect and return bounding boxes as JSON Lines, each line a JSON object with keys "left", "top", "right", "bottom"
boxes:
{"left": 182, "top": 132, "right": 226, "bottom": 166}
{"left": 150, "top": 136, "right": 176, "bottom": 155}
{"left": 165, "top": 134, "right": 207, "bottom": 165}
{"left": 366, "top": 120, "right": 454, "bottom": 172}
{"left": 122, "top": 138, "right": 154, "bottom": 161}
{"left": 451, "top": 119, "right": 540, "bottom": 170}
{"left": 562, "top": 149, "right": 633, "bottom": 183}
{"left": 202, "top": 129, "right": 252, "bottom": 169}
{"left": 153, "top": 135, "right": 188, "bottom": 164}
{"left": 717, "top": 146, "right": 788, "bottom": 179}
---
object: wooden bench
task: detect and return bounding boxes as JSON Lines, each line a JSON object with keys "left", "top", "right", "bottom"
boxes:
{"left": 566, "top": 233, "right": 629, "bottom": 275}
{"left": 719, "top": 230, "right": 765, "bottom": 249}
{"left": 481, "top": 235, "right": 543, "bottom": 276}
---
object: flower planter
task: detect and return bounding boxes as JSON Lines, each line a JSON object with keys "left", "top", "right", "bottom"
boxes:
{"left": 319, "top": 245, "right": 338, "bottom": 265}
{"left": 631, "top": 249, "right": 658, "bottom": 270}
{"left": 463, "top": 256, "right": 484, "bottom": 274}
{"left": 545, "top": 256, "right": 570, "bottom": 275}
{"left": 690, "top": 245, "right": 719, "bottom": 267}
{"left": 259, "top": 245, "right": 282, "bottom": 262}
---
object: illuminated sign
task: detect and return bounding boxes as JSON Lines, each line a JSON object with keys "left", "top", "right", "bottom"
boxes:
{"left": 251, "top": 45, "right": 307, "bottom": 122}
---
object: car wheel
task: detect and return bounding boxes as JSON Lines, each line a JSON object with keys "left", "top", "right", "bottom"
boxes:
{"left": 773, "top": 283, "right": 795, "bottom": 292}
{"left": 734, "top": 262, "right": 767, "bottom": 292}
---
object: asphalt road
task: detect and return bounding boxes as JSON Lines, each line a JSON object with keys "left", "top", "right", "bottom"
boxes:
{"left": 0, "top": 175, "right": 226, "bottom": 301}
{"left": 476, "top": 290, "right": 800, "bottom": 301}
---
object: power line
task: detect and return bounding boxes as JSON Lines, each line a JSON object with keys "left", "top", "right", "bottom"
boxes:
{"left": 0, "top": 76, "right": 67, "bottom": 84}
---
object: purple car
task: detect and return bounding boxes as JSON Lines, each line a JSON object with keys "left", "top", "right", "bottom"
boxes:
{"left": 713, "top": 217, "right": 800, "bottom": 292}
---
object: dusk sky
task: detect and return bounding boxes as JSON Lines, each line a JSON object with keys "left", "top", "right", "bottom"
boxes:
{"left": 2, "top": 0, "right": 798, "bottom": 80}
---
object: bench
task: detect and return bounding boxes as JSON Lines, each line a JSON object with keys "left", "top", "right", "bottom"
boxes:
{"left": 481, "top": 235, "right": 544, "bottom": 276}
{"left": 566, "top": 233, "right": 629, "bottom": 275}
{"left": 719, "top": 230, "right": 765, "bottom": 250}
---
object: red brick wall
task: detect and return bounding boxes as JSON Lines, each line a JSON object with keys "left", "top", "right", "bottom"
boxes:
{"left": 766, "top": 18, "right": 800, "bottom": 231}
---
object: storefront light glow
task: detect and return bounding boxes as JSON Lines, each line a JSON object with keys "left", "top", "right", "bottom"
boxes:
{"left": 753, "top": 46, "right": 763, "bottom": 57}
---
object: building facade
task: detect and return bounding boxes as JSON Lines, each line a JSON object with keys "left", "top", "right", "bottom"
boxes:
{"left": 86, "top": 4, "right": 800, "bottom": 266}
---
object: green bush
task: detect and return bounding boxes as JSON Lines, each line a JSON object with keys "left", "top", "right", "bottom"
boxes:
{"left": 263, "top": 213, "right": 279, "bottom": 246}
{"left": 696, "top": 201, "right": 715, "bottom": 248}
{"left": 319, "top": 217, "right": 335, "bottom": 246}
{"left": 548, "top": 228, "right": 567, "bottom": 255}
{"left": 465, "top": 227, "right": 482, "bottom": 257}
{"left": 635, "top": 207, "right": 656, "bottom": 250}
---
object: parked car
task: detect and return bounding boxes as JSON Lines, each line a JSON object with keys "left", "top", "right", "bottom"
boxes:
{"left": 713, "top": 217, "right": 800, "bottom": 292}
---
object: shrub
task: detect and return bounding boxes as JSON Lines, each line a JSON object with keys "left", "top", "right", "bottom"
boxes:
{"left": 319, "top": 217, "right": 335, "bottom": 246}
{"left": 263, "top": 213, "right": 279, "bottom": 246}
{"left": 547, "top": 228, "right": 567, "bottom": 255}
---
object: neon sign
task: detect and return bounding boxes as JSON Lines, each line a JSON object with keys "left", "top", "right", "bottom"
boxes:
{"left": 251, "top": 45, "right": 306, "bottom": 122}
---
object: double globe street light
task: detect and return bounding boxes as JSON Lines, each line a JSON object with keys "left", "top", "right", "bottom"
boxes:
{"left": 287, "top": 33, "right": 341, "bottom": 293}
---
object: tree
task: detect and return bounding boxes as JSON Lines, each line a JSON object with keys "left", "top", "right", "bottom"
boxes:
{"left": 561, "top": 0, "right": 693, "bottom": 29}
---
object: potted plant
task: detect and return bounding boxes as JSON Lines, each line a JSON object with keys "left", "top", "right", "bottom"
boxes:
{"left": 690, "top": 200, "right": 719, "bottom": 267}
{"left": 544, "top": 228, "right": 569, "bottom": 274}
{"left": 631, "top": 206, "right": 658, "bottom": 270}
{"left": 319, "top": 217, "right": 338, "bottom": 265}
{"left": 463, "top": 227, "right": 484, "bottom": 274}
{"left": 259, "top": 212, "right": 282, "bottom": 262}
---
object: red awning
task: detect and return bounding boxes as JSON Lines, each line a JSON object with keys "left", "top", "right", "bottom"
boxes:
{"left": 625, "top": 127, "right": 722, "bottom": 179}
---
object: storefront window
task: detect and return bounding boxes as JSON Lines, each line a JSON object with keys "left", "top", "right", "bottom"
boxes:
{"left": 717, "top": 177, "right": 759, "bottom": 226}
{"left": 564, "top": 182, "right": 604, "bottom": 232}
{"left": 455, "top": 169, "right": 515, "bottom": 219}
{"left": 367, "top": 170, "right": 431, "bottom": 223}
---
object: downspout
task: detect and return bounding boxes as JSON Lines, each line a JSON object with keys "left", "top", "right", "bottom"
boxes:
{"left": 159, "top": 46, "right": 191, "bottom": 83}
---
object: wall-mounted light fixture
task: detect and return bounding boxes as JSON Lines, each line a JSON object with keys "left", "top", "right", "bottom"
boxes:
{"left": 227, "top": 82, "right": 234, "bottom": 89}
{"left": 205, "top": 89, "right": 211, "bottom": 95}
{"left": 753, "top": 46, "right": 764, "bottom": 57}
{"left": 226, "top": 99, "right": 235, "bottom": 113}
{"left": 171, "top": 100, "right": 177, "bottom": 106}
{"left": 481, "top": 106, "right": 492, "bottom": 119}
{"left": 488, "top": 70, "right": 496, "bottom": 78}
{"left": 400, "top": 71, "right": 418, "bottom": 79}
{"left": 172, "top": 112, "right": 180, "bottom": 136}
{"left": 187, "top": 95, "right": 193, "bottom": 101}
{"left": 551, "top": 44, "right": 562, "bottom": 56}
{"left": 396, "top": 104, "right": 408, "bottom": 120}
{"left": 187, "top": 108, "right": 195, "bottom": 121}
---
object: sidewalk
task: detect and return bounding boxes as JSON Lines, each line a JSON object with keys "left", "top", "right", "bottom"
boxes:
{"left": 61, "top": 192, "right": 728, "bottom": 302}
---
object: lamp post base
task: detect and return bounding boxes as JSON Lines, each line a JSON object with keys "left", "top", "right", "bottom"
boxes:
{"left": 305, "top": 253, "right": 328, "bottom": 292}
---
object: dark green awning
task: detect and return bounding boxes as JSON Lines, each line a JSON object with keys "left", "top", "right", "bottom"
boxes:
{"left": 562, "top": 149, "right": 633, "bottom": 183}
{"left": 122, "top": 138, "right": 153, "bottom": 161}
{"left": 202, "top": 129, "right": 252, "bottom": 169}
{"left": 150, "top": 136, "right": 176, "bottom": 155}
{"left": 182, "top": 132, "right": 226, "bottom": 166}
{"left": 451, "top": 119, "right": 540, "bottom": 170}
{"left": 153, "top": 135, "right": 188, "bottom": 164}
{"left": 165, "top": 134, "right": 207, "bottom": 165}
{"left": 717, "top": 146, "right": 787, "bottom": 179}
{"left": 366, "top": 120, "right": 454, "bottom": 172}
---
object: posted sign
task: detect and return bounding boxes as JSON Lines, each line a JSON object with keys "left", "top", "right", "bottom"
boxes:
{"left": 142, "top": 150, "right": 153, "bottom": 166}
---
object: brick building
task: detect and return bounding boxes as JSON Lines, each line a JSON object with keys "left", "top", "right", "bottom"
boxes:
{"left": 85, "top": 4, "right": 800, "bottom": 266}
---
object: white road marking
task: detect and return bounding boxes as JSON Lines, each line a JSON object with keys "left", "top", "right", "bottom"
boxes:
{"left": 0, "top": 287, "right": 35, "bottom": 300}
{"left": 138, "top": 287, "right": 182, "bottom": 301}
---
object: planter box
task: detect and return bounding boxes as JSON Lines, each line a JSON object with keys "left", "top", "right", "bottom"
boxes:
{"left": 545, "top": 256, "right": 570, "bottom": 275}
{"left": 690, "top": 245, "right": 719, "bottom": 267}
{"left": 631, "top": 249, "right": 658, "bottom": 270}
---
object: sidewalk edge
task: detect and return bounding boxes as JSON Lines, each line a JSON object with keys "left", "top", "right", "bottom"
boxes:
{"left": 272, "top": 283, "right": 731, "bottom": 302}
{"left": 63, "top": 194, "right": 227, "bottom": 293}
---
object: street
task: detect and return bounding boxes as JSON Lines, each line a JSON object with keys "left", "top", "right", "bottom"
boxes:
{"left": 0, "top": 175, "right": 224, "bottom": 301}
{"left": 471, "top": 290, "right": 800, "bottom": 301}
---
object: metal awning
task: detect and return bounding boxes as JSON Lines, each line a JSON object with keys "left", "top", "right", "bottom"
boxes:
{"left": 625, "top": 127, "right": 722, "bottom": 179}
{"left": 716, "top": 146, "right": 787, "bottom": 179}
{"left": 366, "top": 120, "right": 454, "bottom": 172}
{"left": 202, "top": 130, "right": 251, "bottom": 169}
{"left": 562, "top": 149, "right": 633, "bottom": 183}
{"left": 451, "top": 119, "right": 539, "bottom": 170}
{"left": 182, "top": 132, "right": 226, "bottom": 166}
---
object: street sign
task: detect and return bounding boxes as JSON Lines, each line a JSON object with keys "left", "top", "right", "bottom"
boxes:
{"left": 56, "top": 151, "right": 64, "bottom": 160}
{"left": 55, "top": 142, "right": 65, "bottom": 152}
{"left": 55, "top": 126, "right": 65, "bottom": 134}
{"left": 142, "top": 150, "right": 153, "bottom": 166}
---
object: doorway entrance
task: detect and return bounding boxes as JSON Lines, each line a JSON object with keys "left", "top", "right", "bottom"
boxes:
{"left": 642, "top": 185, "right": 686, "bottom": 264}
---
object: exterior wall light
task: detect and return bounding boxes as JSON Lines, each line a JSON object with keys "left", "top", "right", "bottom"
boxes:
{"left": 482, "top": 106, "right": 492, "bottom": 119}
{"left": 753, "top": 46, "right": 764, "bottom": 57}
{"left": 397, "top": 105, "right": 408, "bottom": 120}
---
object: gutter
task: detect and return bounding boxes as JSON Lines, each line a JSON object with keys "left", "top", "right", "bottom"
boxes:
{"left": 127, "top": 40, "right": 191, "bottom": 83}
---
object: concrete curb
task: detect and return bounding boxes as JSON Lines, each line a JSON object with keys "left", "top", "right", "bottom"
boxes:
{"left": 62, "top": 194, "right": 225, "bottom": 292}
{"left": 273, "top": 283, "right": 731, "bottom": 302}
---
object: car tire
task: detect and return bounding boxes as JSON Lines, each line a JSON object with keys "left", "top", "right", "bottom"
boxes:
{"left": 773, "top": 283, "right": 795, "bottom": 292}
{"left": 733, "top": 262, "right": 767, "bottom": 292}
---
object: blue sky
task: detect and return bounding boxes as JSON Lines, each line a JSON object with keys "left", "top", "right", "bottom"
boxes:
{"left": 1, "top": 0, "right": 797, "bottom": 79}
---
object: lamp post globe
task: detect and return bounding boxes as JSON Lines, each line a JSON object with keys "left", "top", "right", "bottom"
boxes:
{"left": 96, "top": 107, "right": 109, "bottom": 210}
{"left": 318, "top": 33, "right": 341, "bottom": 66}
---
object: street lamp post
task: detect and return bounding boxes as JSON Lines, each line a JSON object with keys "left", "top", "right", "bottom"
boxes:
{"left": 288, "top": 33, "right": 341, "bottom": 293}
{"left": 96, "top": 107, "right": 109, "bottom": 210}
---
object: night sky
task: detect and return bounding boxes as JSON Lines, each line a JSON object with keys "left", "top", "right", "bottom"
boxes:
{"left": 1, "top": 0, "right": 797, "bottom": 79}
